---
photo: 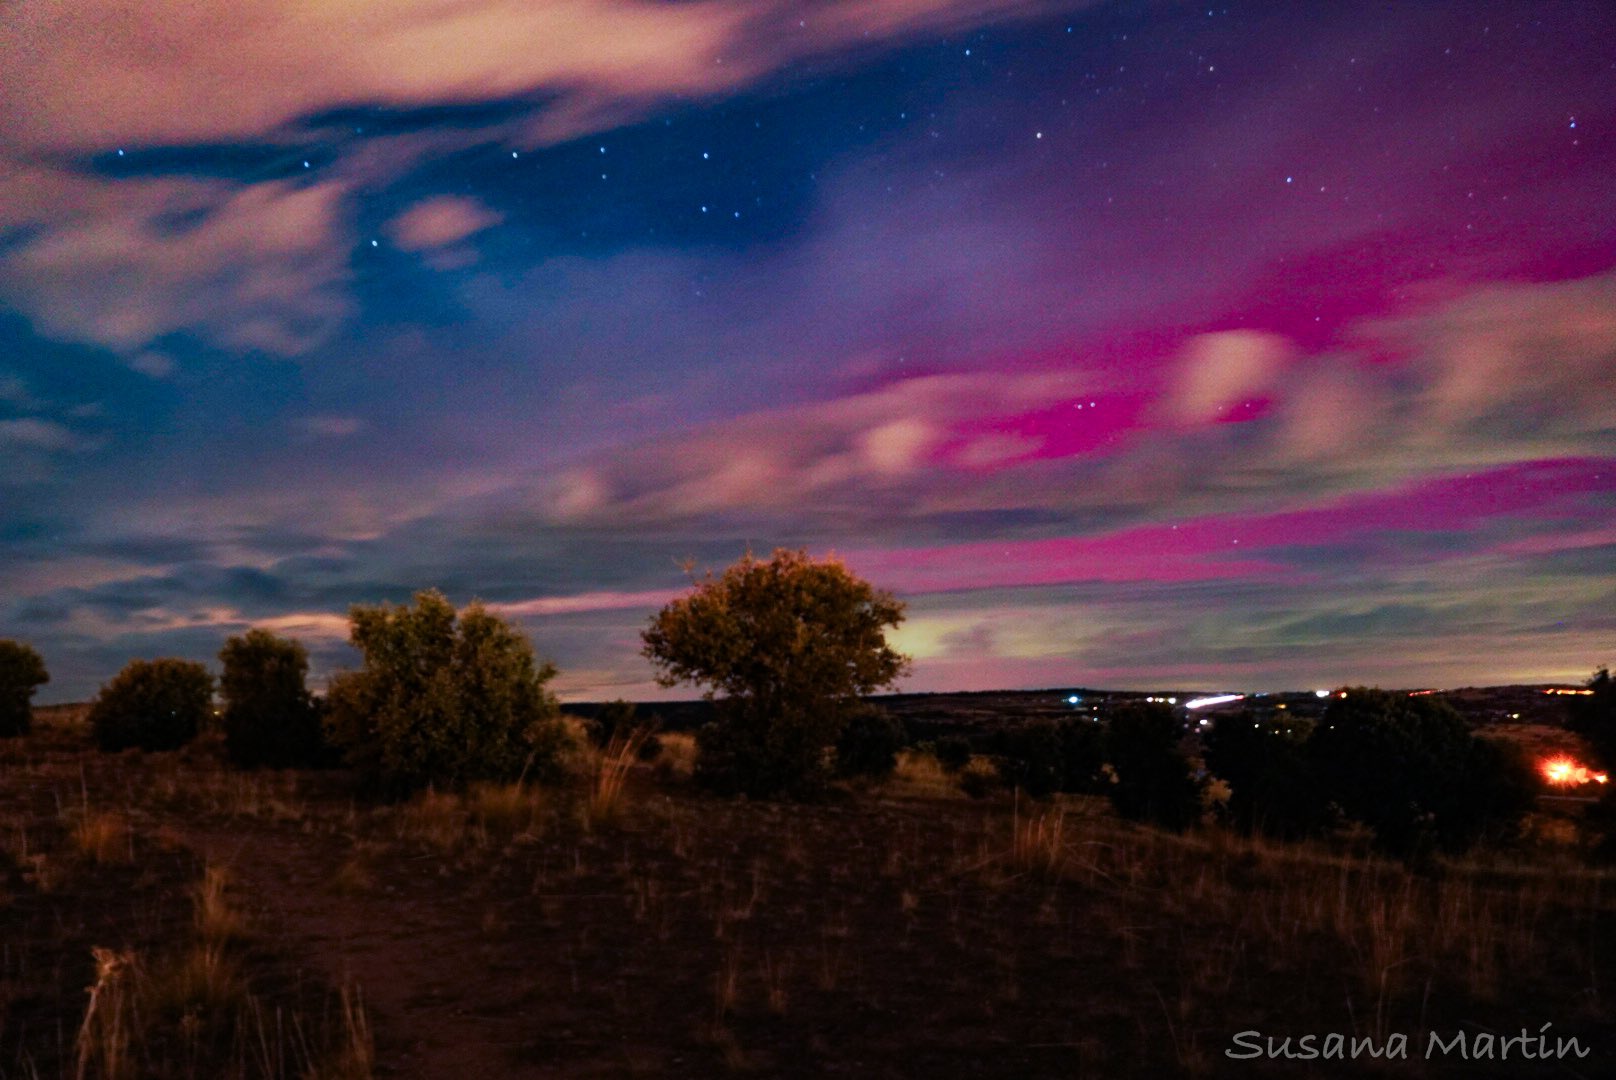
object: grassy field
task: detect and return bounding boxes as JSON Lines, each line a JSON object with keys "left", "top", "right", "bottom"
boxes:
{"left": 2, "top": 705, "right": 1613, "bottom": 1078}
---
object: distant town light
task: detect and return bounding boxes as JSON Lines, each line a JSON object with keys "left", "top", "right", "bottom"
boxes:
{"left": 1185, "top": 694, "right": 1243, "bottom": 710}
{"left": 1314, "top": 689, "right": 1330, "bottom": 698}
{"left": 1066, "top": 694, "right": 1081, "bottom": 705}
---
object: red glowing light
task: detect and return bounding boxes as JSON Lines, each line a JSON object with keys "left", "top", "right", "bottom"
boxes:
{"left": 1539, "top": 755, "right": 1609, "bottom": 787}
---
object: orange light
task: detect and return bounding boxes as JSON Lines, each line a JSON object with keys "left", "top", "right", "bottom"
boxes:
{"left": 1544, "top": 688, "right": 1594, "bottom": 696}
{"left": 1539, "top": 755, "right": 1609, "bottom": 787}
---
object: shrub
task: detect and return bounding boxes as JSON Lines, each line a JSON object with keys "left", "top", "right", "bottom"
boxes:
{"left": 218, "top": 628, "right": 329, "bottom": 768}
{"left": 1055, "top": 716, "right": 1107, "bottom": 794}
{"left": 1567, "top": 666, "right": 1616, "bottom": 771}
{"left": 1203, "top": 711, "right": 1329, "bottom": 839}
{"left": 994, "top": 721, "right": 1066, "bottom": 797}
{"left": 1104, "top": 700, "right": 1204, "bottom": 832}
{"left": 89, "top": 659, "right": 213, "bottom": 752}
{"left": 0, "top": 639, "right": 49, "bottom": 738}
{"left": 323, "top": 590, "right": 565, "bottom": 794}
{"left": 934, "top": 735, "right": 973, "bottom": 773}
{"left": 834, "top": 708, "right": 908, "bottom": 779}
{"left": 642, "top": 549, "right": 910, "bottom": 798}
{"left": 585, "top": 699, "right": 639, "bottom": 748}
{"left": 1309, "top": 687, "right": 1532, "bottom": 856}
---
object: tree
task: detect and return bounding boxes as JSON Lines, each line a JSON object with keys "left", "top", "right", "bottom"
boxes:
{"left": 89, "top": 659, "right": 213, "bottom": 752}
{"left": 323, "top": 590, "right": 565, "bottom": 793}
{"left": 1567, "top": 666, "right": 1616, "bottom": 770}
{"left": 1309, "top": 688, "right": 1531, "bottom": 856}
{"left": 1203, "top": 711, "right": 1329, "bottom": 839}
{"left": 641, "top": 549, "right": 910, "bottom": 796}
{"left": 0, "top": 640, "right": 49, "bottom": 738}
{"left": 219, "top": 629, "right": 328, "bottom": 768}
{"left": 1104, "top": 700, "right": 1205, "bottom": 832}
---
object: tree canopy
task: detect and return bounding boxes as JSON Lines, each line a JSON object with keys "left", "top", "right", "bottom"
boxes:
{"left": 641, "top": 549, "right": 910, "bottom": 795}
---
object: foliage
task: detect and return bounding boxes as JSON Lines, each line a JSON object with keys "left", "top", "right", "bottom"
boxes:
{"left": 585, "top": 699, "right": 639, "bottom": 748}
{"left": 218, "top": 628, "right": 330, "bottom": 768}
{"left": 1567, "top": 666, "right": 1616, "bottom": 770}
{"left": 933, "top": 735, "right": 973, "bottom": 773}
{"left": 1104, "top": 700, "right": 1205, "bottom": 832}
{"left": 323, "top": 590, "right": 565, "bottom": 794}
{"left": 0, "top": 639, "right": 49, "bottom": 738}
{"left": 642, "top": 549, "right": 910, "bottom": 797}
{"left": 1203, "top": 711, "right": 1329, "bottom": 839}
{"left": 834, "top": 708, "right": 908, "bottom": 779}
{"left": 994, "top": 721, "right": 1066, "bottom": 797}
{"left": 1309, "top": 688, "right": 1532, "bottom": 856}
{"left": 993, "top": 717, "right": 1107, "bottom": 798}
{"left": 89, "top": 659, "right": 213, "bottom": 752}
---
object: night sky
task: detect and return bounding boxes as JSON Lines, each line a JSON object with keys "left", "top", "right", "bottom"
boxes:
{"left": 3, "top": 0, "right": 1615, "bottom": 703}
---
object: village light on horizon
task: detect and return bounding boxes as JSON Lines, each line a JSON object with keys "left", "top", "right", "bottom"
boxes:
{"left": 1185, "top": 694, "right": 1244, "bottom": 710}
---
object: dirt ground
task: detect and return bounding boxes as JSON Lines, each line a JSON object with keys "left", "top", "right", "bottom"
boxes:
{"left": 5, "top": 711, "right": 1615, "bottom": 1079}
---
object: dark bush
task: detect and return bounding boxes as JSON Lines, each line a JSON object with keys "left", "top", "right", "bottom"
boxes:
{"left": 1203, "top": 711, "right": 1329, "bottom": 839}
{"left": 219, "top": 628, "right": 330, "bottom": 769}
{"left": 89, "top": 659, "right": 213, "bottom": 752}
{"left": 1309, "top": 688, "right": 1532, "bottom": 856}
{"left": 1104, "top": 700, "right": 1204, "bottom": 832}
{"left": 959, "top": 768, "right": 995, "bottom": 799}
{"left": 636, "top": 732, "right": 665, "bottom": 762}
{"left": 0, "top": 639, "right": 49, "bottom": 738}
{"left": 323, "top": 590, "right": 565, "bottom": 794}
{"left": 586, "top": 699, "right": 639, "bottom": 748}
{"left": 1567, "top": 666, "right": 1616, "bottom": 771}
{"left": 692, "top": 698, "right": 851, "bottom": 798}
{"left": 934, "top": 735, "right": 973, "bottom": 773}
{"left": 995, "top": 720, "right": 1065, "bottom": 797}
{"left": 1056, "top": 716, "right": 1107, "bottom": 794}
{"left": 834, "top": 708, "right": 908, "bottom": 779}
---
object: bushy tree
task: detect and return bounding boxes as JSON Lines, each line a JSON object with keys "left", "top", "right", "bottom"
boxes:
{"left": 323, "top": 590, "right": 565, "bottom": 794}
{"left": 1310, "top": 688, "right": 1531, "bottom": 856}
{"left": 1203, "top": 712, "right": 1329, "bottom": 839}
{"left": 641, "top": 549, "right": 910, "bottom": 797}
{"left": 89, "top": 659, "right": 213, "bottom": 752}
{"left": 219, "top": 629, "right": 328, "bottom": 768}
{"left": 0, "top": 640, "right": 49, "bottom": 738}
{"left": 1104, "top": 700, "right": 1205, "bottom": 831}
{"left": 834, "top": 708, "right": 908, "bottom": 779}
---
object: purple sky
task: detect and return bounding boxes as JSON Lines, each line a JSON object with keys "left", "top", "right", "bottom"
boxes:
{"left": 2, "top": 0, "right": 1614, "bottom": 702}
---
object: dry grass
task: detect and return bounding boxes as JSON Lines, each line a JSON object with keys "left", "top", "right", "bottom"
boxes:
{"left": 75, "top": 946, "right": 140, "bottom": 1080}
{"left": 881, "top": 749, "right": 959, "bottom": 799}
{"left": 195, "top": 864, "right": 249, "bottom": 947}
{"left": 585, "top": 727, "right": 653, "bottom": 828}
{"left": 1009, "top": 800, "right": 1067, "bottom": 878}
{"left": 468, "top": 780, "right": 545, "bottom": 838}
{"left": 652, "top": 731, "right": 698, "bottom": 781}
{"left": 70, "top": 809, "right": 131, "bottom": 864}
{"left": 394, "top": 787, "right": 471, "bottom": 852}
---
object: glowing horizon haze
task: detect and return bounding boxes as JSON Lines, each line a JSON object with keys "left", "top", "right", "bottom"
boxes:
{"left": 2, "top": 0, "right": 1614, "bottom": 702}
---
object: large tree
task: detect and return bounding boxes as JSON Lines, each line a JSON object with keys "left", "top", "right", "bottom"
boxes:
{"left": 641, "top": 549, "right": 910, "bottom": 796}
